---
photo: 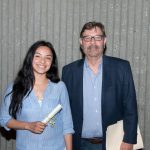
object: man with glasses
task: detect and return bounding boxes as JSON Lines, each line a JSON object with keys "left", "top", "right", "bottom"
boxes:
{"left": 62, "top": 21, "right": 138, "bottom": 150}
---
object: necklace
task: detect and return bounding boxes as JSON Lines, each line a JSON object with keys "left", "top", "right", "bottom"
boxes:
{"left": 36, "top": 94, "right": 44, "bottom": 101}
{"left": 34, "top": 79, "right": 48, "bottom": 101}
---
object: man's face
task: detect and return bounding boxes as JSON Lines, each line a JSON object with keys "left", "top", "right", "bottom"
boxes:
{"left": 80, "top": 27, "right": 106, "bottom": 59}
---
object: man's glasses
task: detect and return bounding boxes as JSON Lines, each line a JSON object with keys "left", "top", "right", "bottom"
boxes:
{"left": 81, "top": 35, "right": 104, "bottom": 42}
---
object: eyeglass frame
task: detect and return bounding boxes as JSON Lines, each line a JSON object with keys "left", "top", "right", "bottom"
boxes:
{"left": 81, "top": 35, "right": 105, "bottom": 42}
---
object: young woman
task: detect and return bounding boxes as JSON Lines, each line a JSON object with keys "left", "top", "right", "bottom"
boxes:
{"left": 0, "top": 41, "right": 74, "bottom": 150}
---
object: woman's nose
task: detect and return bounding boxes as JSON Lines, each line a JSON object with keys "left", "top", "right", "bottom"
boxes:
{"left": 40, "top": 57, "right": 45, "bottom": 63}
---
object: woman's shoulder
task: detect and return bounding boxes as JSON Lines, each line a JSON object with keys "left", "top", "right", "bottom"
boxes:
{"left": 50, "top": 80, "right": 66, "bottom": 88}
{"left": 48, "top": 81, "right": 67, "bottom": 95}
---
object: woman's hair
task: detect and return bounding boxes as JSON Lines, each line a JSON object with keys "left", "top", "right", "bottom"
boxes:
{"left": 7, "top": 40, "right": 60, "bottom": 118}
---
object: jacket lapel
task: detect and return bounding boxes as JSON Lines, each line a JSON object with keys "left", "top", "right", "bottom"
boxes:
{"left": 102, "top": 55, "right": 113, "bottom": 91}
{"left": 75, "top": 57, "right": 113, "bottom": 123}
{"left": 101, "top": 55, "right": 113, "bottom": 128}
{"left": 73, "top": 59, "right": 84, "bottom": 120}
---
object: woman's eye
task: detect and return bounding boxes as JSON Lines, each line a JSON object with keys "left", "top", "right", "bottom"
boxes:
{"left": 35, "top": 55, "right": 40, "bottom": 58}
{"left": 46, "top": 57, "right": 52, "bottom": 60}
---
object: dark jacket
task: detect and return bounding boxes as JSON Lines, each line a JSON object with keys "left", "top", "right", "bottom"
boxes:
{"left": 62, "top": 55, "right": 138, "bottom": 150}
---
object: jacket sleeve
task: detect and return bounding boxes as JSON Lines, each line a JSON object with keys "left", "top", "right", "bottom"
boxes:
{"left": 122, "top": 62, "right": 138, "bottom": 144}
{"left": 62, "top": 66, "right": 67, "bottom": 84}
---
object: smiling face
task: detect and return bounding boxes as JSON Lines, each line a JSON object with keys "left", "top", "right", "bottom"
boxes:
{"left": 80, "top": 27, "right": 106, "bottom": 59}
{"left": 32, "top": 46, "right": 53, "bottom": 77}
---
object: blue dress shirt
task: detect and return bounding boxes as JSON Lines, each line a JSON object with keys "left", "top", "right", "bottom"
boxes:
{"left": 82, "top": 59, "right": 103, "bottom": 138}
{"left": 0, "top": 80, "right": 74, "bottom": 150}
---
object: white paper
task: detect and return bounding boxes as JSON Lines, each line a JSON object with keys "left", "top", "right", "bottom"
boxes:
{"left": 42, "top": 104, "right": 62, "bottom": 124}
{"left": 106, "top": 120, "right": 144, "bottom": 150}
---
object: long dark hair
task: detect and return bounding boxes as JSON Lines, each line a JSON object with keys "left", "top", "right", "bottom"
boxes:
{"left": 7, "top": 40, "right": 60, "bottom": 119}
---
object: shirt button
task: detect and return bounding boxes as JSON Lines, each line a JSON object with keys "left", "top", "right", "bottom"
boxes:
{"left": 96, "top": 110, "right": 98, "bottom": 113}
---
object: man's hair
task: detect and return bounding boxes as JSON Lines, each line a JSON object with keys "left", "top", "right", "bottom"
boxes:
{"left": 80, "top": 21, "right": 106, "bottom": 38}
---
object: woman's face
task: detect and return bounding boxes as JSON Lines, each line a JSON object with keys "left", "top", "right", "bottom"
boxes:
{"left": 32, "top": 46, "right": 53, "bottom": 76}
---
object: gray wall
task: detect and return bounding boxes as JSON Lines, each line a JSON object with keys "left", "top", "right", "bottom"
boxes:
{"left": 0, "top": 0, "right": 150, "bottom": 149}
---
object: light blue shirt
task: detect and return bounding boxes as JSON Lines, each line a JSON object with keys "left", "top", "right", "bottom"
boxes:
{"left": 0, "top": 80, "right": 74, "bottom": 150}
{"left": 82, "top": 59, "right": 103, "bottom": 138}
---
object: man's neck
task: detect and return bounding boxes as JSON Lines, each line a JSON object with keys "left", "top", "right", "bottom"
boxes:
{"left": 86, "top": 56, "right": 102, "bottom": 74}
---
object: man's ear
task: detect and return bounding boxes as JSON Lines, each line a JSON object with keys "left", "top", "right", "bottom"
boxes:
{"left": 79, "top": 38, "right": 83, "bottom": 46}
{"left": 104, "top": 37, "right": 107, "bottom": 47}
{"left": 104, "top": 37, "right": 107, "bottom": 44}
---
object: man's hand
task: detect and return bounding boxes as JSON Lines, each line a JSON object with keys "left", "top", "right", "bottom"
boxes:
{"left": 25, "top": 121, "right": 46, "bottom": 134}
{"left": 120, "top": 142, "right": 133, "bottom": 150}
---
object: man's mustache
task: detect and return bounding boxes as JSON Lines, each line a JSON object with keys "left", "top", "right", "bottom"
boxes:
{"left": 87, "top": 45, "right": 100, "bottom": 50}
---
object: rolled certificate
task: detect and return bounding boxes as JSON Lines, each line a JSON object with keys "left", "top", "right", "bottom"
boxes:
{"left": 42, "top": 104, "right": 62, "bottom": 124}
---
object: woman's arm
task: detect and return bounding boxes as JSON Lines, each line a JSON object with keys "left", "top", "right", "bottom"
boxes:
{"left": 0, "top": 85, "right": 46, "bottom": 134}
{"left": 64, "top": 134, "right": 72, "bottom": 150}
{"left": 60, "top": 82, "right": 74, "bottom": 150}
{"left": 7, "top": 119, "right": 46, "bottom": 134}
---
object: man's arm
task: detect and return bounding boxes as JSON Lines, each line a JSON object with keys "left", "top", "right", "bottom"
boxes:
{"left": 122, "top": 62, "right": 138, "bottom": 144}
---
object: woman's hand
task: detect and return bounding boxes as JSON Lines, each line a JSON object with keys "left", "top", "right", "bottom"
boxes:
{"left": 64, "top": 134, "right": 73, "bottom": 150}
{"left": 25, "top": 121, "right": 46, "bottom": 134}
{"left": 6, "top": 119, "right": 46, "bottom": 134}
